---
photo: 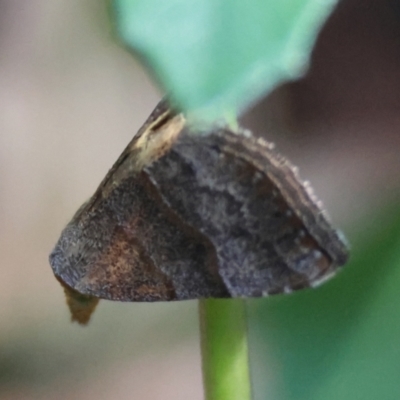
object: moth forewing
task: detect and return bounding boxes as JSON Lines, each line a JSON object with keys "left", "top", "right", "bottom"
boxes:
{"left": 49, "top": 100, "right": 349, "bottom": 323}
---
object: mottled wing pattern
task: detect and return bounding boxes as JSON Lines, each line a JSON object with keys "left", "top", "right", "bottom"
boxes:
{"left": 145, "top": 127, "right": 348, "bottom": 296}
{"left": 50, "top": 101, "right": 349, "bottom": 308}
{"left": 50, "top": 104, "right": 229, "bottom": 301}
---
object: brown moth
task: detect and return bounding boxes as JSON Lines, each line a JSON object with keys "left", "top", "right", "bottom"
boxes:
{"left": 50, "top": 99, "right": 349, "bottom": 324}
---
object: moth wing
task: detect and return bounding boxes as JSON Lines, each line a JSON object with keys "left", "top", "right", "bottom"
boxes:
{"left": 145, "top": 126, "right": 348, "bottom": 296}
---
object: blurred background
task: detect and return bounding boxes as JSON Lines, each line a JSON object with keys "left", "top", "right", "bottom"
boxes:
{"left": 1, "top": 0, "right": 400, "bottom": 399}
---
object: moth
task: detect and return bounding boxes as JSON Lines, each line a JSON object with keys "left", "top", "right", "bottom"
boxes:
{"left": 50, "top": 99, "right": 349, "bottom": 324}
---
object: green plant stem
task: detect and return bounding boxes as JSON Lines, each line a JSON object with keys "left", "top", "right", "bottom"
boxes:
{"left": 199, "top": 298, "right": 252, "bottom": 400}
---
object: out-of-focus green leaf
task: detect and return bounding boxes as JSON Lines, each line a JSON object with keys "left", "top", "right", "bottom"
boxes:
{"left": 249, "top": 206, "right": 400, "bottom": 400}
{"left": 113, "top": 0, "right": 338, "bottom": 118}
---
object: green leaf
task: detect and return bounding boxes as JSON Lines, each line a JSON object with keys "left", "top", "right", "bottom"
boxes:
{"left": 113, "top": 0, "right": 338, "bottom": 118}
{"left": 249, "top": 205, "right": 400, "bottom": 400}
